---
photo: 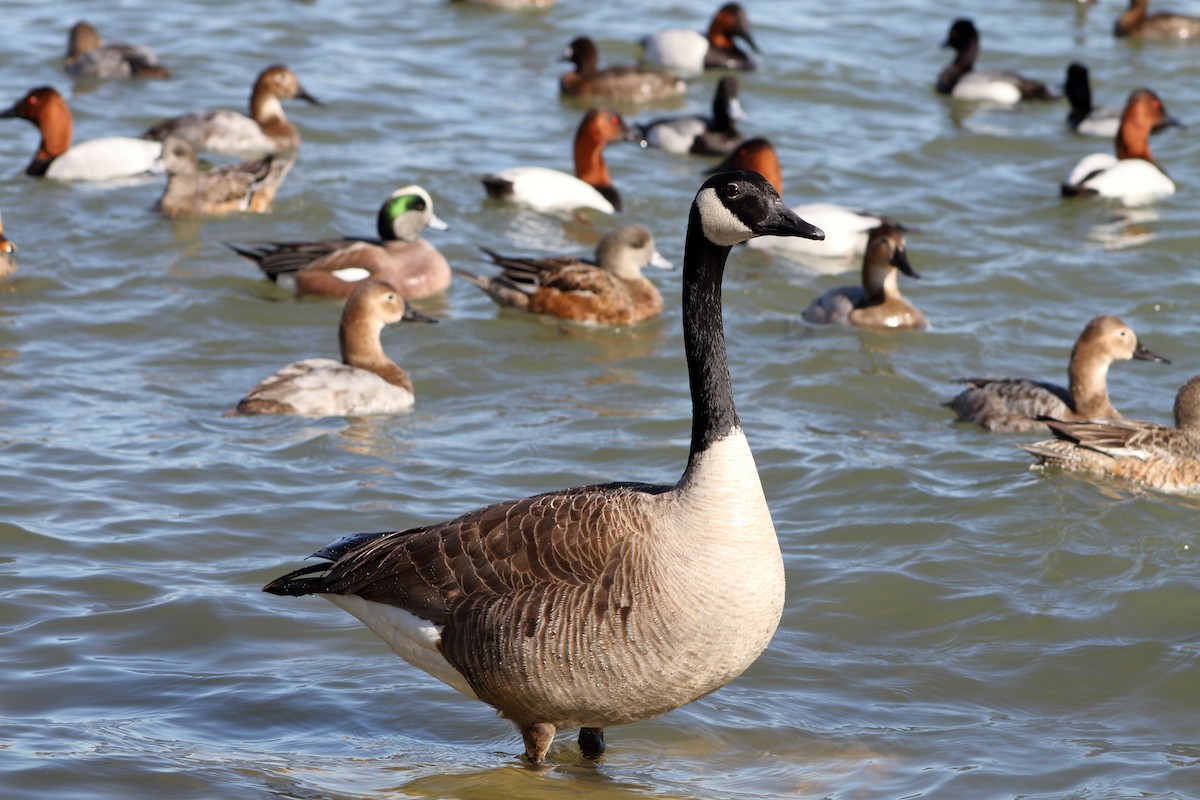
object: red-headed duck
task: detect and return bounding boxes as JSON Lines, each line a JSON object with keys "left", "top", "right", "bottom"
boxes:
{"left": 232, "top": 280, "right": 436, "bottom": 417}
{"left": 937, "top": 19, "right": 1055, "bottom": 104}
{"left": 708, "top": 137, "right": 908, "bottom": 262}
{"left": 947, "top": 315, "right": 1169, "bottom": 433}
{"left": 641, "top": 3, "right": 759, "bottom": 76}
{"left": 227, "top": 186, "right": 450, "bottom": 300}
{"left": 560, "top": 37, "right": 686, "bottom": 104}
{"left": 64, "top": 21, "right": 169, "bottom": 79}
{"left": 637, "top": 76, "right": 744, "bottom": 156}
{"left": 1021, "top": 374, "right": 1200, "bottom": 495}
{"left": 458, "top": 224, "right": 672, "bottom": 325}
{"left": 802, "top": 225, "right": 927, "bottom": 330}
{"left": 1061, "top": 88, "right": 1181, "bottom": 205}
{"left": 481, "top": 106, "right": 636, "bottom": 214}
{"left": 144, "top": 64, "right": 319, "bottom": 155}
{"left": 1, "top": 86, "right": 163, "bottom": 181}
{"left": 0, "top": 211, "right": 16, "bottom": 281}
{"left": 156, "top": 135, "right": 295, "bottom": 219}
{"left": 1115, "top": 0, "right": 1200, "bottom": 38}
{"left": 1065, "top": 63, "right": 1122, "bottom": 138}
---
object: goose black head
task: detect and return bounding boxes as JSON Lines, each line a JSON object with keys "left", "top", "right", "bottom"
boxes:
{"left": 694, "top": 170, "right": 824, "bottom": 247}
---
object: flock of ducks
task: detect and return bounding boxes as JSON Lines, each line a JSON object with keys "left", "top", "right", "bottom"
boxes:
{"left": 5, "top": 0, "right": 1200, "bottom": 766}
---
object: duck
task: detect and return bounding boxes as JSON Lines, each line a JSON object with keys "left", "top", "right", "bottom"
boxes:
{"left": 0, "top": 86, "right": 163, "bottom": 181}
{"left": 640, "top": 3, "right": 759, "bottom": 76}
{"left": 261, "top": 170, "right": 825, "bottom": 764}
{"left": 0, "top": 211, "right": 16, "bottom": 281}
{"left": 1115, "top": 0, "right": 1200, "bottom": 38}
{"left": 707, "top": 138, "right": 906, "bottom": 261}
{"left": 636, "top": 76, "right": 745, "bottom": 156}
{"left": 560, "top": 37, "right": 686, "bottom": 104}
{"left": 1061, "top": 88, "right": 1181, "bottom": 205}
{"left": 481, "top": 107, "right": 636, "bottom": 214}
{"left": 156, "top": 135, "right": 295, "bottom": 219}
{"left": 946, "top": 315, "right": 1169, "bottom": 433}
{"left": 232, "top": 280, "right": 435, "bottom": 417}
{"left": 801, "top": 225, "right": 927, "bottom": 330}
{"left": 227, "top": 186, "right": 449, "bottom": 300}
{"left": 1020, "top": 375, "right": 1200, "bottom": 495}
{"left": 143, "top": 64, "right": 319, "bottom": 155}
{"left": 458, "top": 224, "right": 672, "bottom": 325}
{"left": 937, "top": 18, "right": 1055, "bottom": 103}
{"left": 64, "top": 21, "right": 169, "bottom": 79}
{"left": 1065, "top": 62, "right": 1122, "bottom": 138}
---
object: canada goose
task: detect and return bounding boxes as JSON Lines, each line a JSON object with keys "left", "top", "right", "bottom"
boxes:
{"left": 263, "top": 170, "right": 824, "bottom": 763}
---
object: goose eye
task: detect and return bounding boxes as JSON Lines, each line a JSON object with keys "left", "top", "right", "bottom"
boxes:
{"left": 720, "top": 182, "right": 742, "bottom": 200}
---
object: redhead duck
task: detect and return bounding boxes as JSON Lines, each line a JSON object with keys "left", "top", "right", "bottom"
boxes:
{"left": 233, "top": 280, "right": 435, "bottom": 417}
{"left": 0, "top": 211, "right": 16, "bottom": 281}
{"left": 458, "top": 224, "right": 672, "bottom": 325}
{"left": 641, "top": 3, "right": 759, "bottom": 75}
{"left": 143, "top": 64, "right": 319, "bottom": 155}
{"left": 937, "top": 19, "right": 1055, "bottom": 103}
{"left": 802, "top": 225, "right": 927, "bottom": 330}
{"left": 64, "top": 21, "right": 169, "bottom": 79}
{"left": 1065, "top": 63, "right": 1122, "bottom": 137}
{"left": 156, "top": 135, "right": 295, "bottom": 218}
{"left": 1115, "top": 0, "right": 1200, "bottom": 38}
{"left": 262, "top": 171, "right": 823, "bottom": 764}
{"left": 1, "top": 86, "right": 162, "bottom": 181}
{"left": 1062, "top": 88, "right": 1181, "bottom": 205}
{"left": 637, "top": 76, "right": 745, "bottom": 155}
{"left": 561, "top": 37, "right": 686, "bottom": 104}
{"left": 481, "top": 107, "right": 636, "bottom": 214}
{"left": 227, "top": 186, "right": 450, "bottom": 300}
{"left": 1021, "top": 374, "right": 1200, "bottom": 495}
{"left": 708, "top": 138, "right": 906, "bottom": 261}
{"left": 947, "top": 316, "right": 1169, "bottom": 433}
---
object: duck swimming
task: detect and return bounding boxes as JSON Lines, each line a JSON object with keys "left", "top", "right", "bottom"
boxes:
{"left": 64, "top": 21, "right": 169, "bottom": 79}
{"left": 640, "top": 3, "right": 759, "bottom": 75}
{"left": 802, "top": 225, "right": 927, "bottom": 330}
{"left": 937, "top": 18, "right": 1055, "bottom": 103}
{"left": 560, "top": 37, "right": 686, "bottom": 104}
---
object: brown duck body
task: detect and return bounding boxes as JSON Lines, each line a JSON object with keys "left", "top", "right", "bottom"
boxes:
{"left": 561, "top": 37, "right": 686, "bottom": 104}
{"left": 1115, "top": 0, "right": 1200, "bottom": 38}
{"left": 157, "top": 135, "right": 294, "bottom": 218}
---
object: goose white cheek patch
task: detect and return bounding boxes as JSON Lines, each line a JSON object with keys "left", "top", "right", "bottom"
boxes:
{"left": 695, "top": 188, "right": 754, "bottom": 247}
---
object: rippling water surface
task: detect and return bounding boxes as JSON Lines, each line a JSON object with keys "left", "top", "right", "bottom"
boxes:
{"left": 3, "top": 1, "right": 1200, "bottom": 798}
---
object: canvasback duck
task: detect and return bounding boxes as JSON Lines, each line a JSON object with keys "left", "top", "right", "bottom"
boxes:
{"left": 708, "top": 137, "right": 906, "bottom": 261}
{"left": 801, "top": 225, "right": 927, "bottom": 330}
{"left": 637, "top": 76, "right": 745, "bottom": 156}
{"left": 1, "top": 86, "right": 163, "bottom": 181}
{"left": 947, "top": 315, "right": 1169, "bottom": 433}
{"left": 937, "top": 19, "right": 1055, "bottom": 103}
{"left": 156, "top": 135, "right": 295, "bottom": 218}
{"left": 227, "top": 185, "right": 450, "bottom": 300}
{"left": 481, "top": 106, "right": 636, "bottom": 214}
{"left": 262, "top": 171, "right": 824, "bottom": 764}
{"left": 1061, "top": 88, "right": 1181, "bottom": 205}
{"left": 0, "top": 211, "right": 16, "bottom": 281}
{"left": 458, "top": 224, "right": 672, "bottom": 325}
{"left": 1020, "top": 374, "right": 1200, "bottom": 495}
{"left": 64, "top": 21, "right": 169, "bottom": 79}
{"left": 560, "top": 37, "right": 686, "bottom": 104}
{"left": 143, "top": 64, "right": 319, "bottom": 155}
{"left": 641, "top": 3, "right": 759, "bottom": 76}
{"left": 233, "top": 280, "right": 435, "bottom": 417}
{"left": 1115, "top": 0, "right": 1200, "bottom": 38}
{"left": 1065, "top": 63, "right": 1122, "bottom": 138}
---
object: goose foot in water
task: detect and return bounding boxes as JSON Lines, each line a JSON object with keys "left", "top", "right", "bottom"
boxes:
{"left": 578, "top": 727, "right": 606, "bottom": 759}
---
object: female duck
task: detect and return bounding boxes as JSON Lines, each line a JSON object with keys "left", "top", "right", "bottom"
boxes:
{"left": 233, "top": 280, "right": 435, "bottom": 417}
{"left": 937, "top": 18, "right": 1054, "bottom": 103}
{"left": 157, "top": 135, "right": 294, "bottom": 218}
{"left": 482, "top": 107, "right": 635, "bottom": 214}
{"left": 458, "top": 224, "right": 672, "bottom": 325}
{"left": 947, "top": 315, "right": 1169, "bottom": 433}
{"left": 64, "top": 21, "right": 169, "bottom": 79}
{"left": 802, "top": 225, "right": 927, "bottom": 330}
{"left": 1061, "top": 88, "right": 1181, "bottom": 205}
{"left": 560, "top": 37, "right": 686, "bottom": 104}
{"left": 1065, "top": 62, "right": 1122, "bottom": 138}
{"left": 0, "top": 211, "right": 16, "bottom": 281}
{"left": 228, "top": 186, "right": 450, "bottom": 300}
{"left": 637, "top": 76, "right": 744, "bottom": 156}
{"left": 1115, "top": 0, "right": 1200, "bottom": 38}
{"left": 1, "top": 86, "right": 162, "bottom": 181}
{"left": 262, "top": 171, "right": 823, "bottom": 763}
{"left": 641, "top": 3, "right": 759, "bottom": 75}
{"left": 1020, "top": 374, "right": 1200, "bottom": 495}
{"left": 143, "top": 64, "right": 319, "bottom": 155}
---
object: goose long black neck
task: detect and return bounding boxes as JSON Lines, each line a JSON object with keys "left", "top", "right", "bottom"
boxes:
{"left": 682, "top": 203, "right": 740, "bottom": 463}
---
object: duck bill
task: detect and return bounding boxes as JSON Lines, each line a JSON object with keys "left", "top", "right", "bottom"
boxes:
{"left": 761, "top": 202, "right": 824, "bottom": 241}
{"left": 1152, "top": 115, "right": 1184, "bottom": 134}
{"left": 1133, "top": 342, "right": 1169, "bottom": 364}
{"left": 0, "top": 101, "right": 19, "bottom": 118}
{"left": 648, "top": 250, "right": 674, "bottom": 270}
{"left": 726, "top": 97, "right": 745, "bottom": 121}
{"left": 427, "top": 212, "right": 449, "bottom": 231}
{"left": 297, "top": 86, "right": 321, "bottom": 106}
{"left": 739, "top": 30, "right": 760, "bottom": 54}
{"left": 891, "top": 248, "right": 919, "bottom": 278}
{"left": 401, "top": 307, "right": 439, "bottom": 324}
